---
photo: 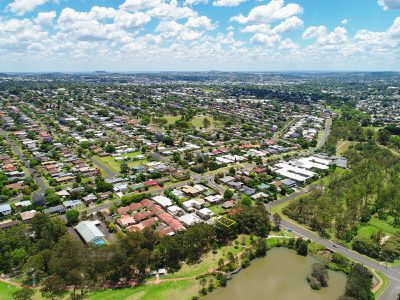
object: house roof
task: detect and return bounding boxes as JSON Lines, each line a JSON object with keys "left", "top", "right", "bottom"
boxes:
{"left": 75, "top": 221, "right": 105, "bottom": 244}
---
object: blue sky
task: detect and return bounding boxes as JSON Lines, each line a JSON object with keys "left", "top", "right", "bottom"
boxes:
{"left": 0, "top": 0, "right": 399, "bottom": 71}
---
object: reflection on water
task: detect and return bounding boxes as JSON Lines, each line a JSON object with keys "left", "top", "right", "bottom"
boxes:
{"left": 205, "top": 247, "right": 346, "bottom": 300}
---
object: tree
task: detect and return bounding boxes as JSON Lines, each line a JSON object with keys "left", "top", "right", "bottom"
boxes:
{"left": 224, "top": 189, "right": 234, "bottom": 200}
{"left": 202, "top": 118, "right": 211, "bottom": 129}
{"left": 273, "top": 213, "right": 282, "bottom": 229}
{"left": 340, "top": 264, "right": 374, "bottom": 300}
{"left": 105, "top": 144, "right": 115, "bottom": 153}
{"left": 48, "top": 235, "right": 89, "bottom": 299}
{"left": 307, "top": 263, "right": 329, "bottom": 289}
{"left": 12, "top": 288, "right": 34, "bottom": 300}
{"left": 228, "top": 167, "right": 236, "bottom": 176}
{"left": 44, "top": 190, "right": 61, "bottom": 207}
{"left": 377, "top": 129, "right": 391, "bottom": 146}
{"left": 241, "top": 195, "right": 252, "bottom": 207}
{"left": 162, "top": 136, "right": 174, "bottom": 146}
{"left": 296, "top": 239, "right": 308, "bottom": 256}
{"left": 65, "top": 210, "right": 80, "bottom": 225}
{"left": 218, "top": 258, "right": 224, "bottom": 270}
{"left": 120, "top": 161, "right": 129, "bottom": 174}
{"left": 41, "top": 275, "right": 67, "bottom": 300}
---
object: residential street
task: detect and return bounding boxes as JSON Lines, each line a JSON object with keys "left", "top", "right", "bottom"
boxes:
{"left": 1, "top": 130, "right": 47, "bottom": 202}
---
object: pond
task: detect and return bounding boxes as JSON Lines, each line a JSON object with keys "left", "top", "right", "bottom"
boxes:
{"left": 205, "top": 247, "right": 347, "bottom": 300}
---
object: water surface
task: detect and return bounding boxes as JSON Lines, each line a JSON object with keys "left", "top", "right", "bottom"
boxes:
{"left": 205, "top": 247, "right": 346, "bottom": 300}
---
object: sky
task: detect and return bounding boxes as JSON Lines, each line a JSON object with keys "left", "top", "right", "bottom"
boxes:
{"left": 0, "top": 0, "right": 399, "bottom": 72}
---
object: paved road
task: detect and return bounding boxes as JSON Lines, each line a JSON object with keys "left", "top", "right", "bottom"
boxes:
{"left": 1, "top": 130, "right": 47, "bottom": 200}
{"left": 85, "top": 154, "right": 116, "bottom": 177}
{"left": 267, "top": 191, "right": 400, "bottom": 300}
{"left": 316, "top": 117, "right": 332, "bottom": 150}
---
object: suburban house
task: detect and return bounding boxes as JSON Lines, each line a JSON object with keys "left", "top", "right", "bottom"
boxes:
{"left": 0, "top": 204, "right": 12, "bottom": 216}
{"left": 75, "top": 221, "right": 106, "bottom": 246}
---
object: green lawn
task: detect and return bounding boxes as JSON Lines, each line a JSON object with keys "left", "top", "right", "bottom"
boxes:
{"left": 162, "top": 115, "right": 220, "bottom": 129}
{"left": 363, "top": 126, "right": 382, "bottom": 132}
{"left": 89, "top": 280, "right": 200, "bottom": 300}
{"left": 94, "top": 155, "right": 148, "bottom": 173}
{"left": 209, "top": 205, "right": 225, "bottom": 215}
{"left": 122, "top": 151, "right": 143, "bottom": 158}
{"left": 164, "top": 115, "right": 181, "bottom": 125}
{"left": 336, "top": 140, "right": 359, "bottom": 156}
{"left": 356, "top": 217, "right": 400, "bottom": 239}
{"left": 373, "top": 271, "right": 389, "bottom": 299}
{"left": 0, "top": 282, "right": 20, "bottom": 300}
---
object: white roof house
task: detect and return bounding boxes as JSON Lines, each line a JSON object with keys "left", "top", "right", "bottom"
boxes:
{"left": 152, "top": 195, "right": 173, "bottom": 208}
{"left": 178, "top": 213, "right": 202, "bottom": 227}
{"left": 0, "top": 204, "right": 12, "bottom": 216}
{"left": 182, "top": 199, "right": 204, "bottom": 212}
{"left": 204, "top": 194, "right": 223, "bottom": 204}
{"left": 196, "top": 208, "right": 215, "bottom": 220}
{"left": 75, "top": 221, "right": 105, "bottom": 245}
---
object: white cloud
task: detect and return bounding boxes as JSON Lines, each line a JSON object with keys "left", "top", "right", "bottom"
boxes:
{"left": 6, "top": 0, "right": 50, "bottom": 16}
{"left": 114, "top": 11, "right": 151, "bottom": 29}
{"left": 186, "top": 16, "right": 216, "bottom": 30}
{"left": 303, "top": 26, "right": 327, "bottom": 40}
{"left": 341, "top": 19, "right": 348, "bottom": 25}
{"left": 213, "top": 0, "right": 247, "bottom": 7}
{"left": 271, "top": 16, "right": 303, "bottom": 33}
{"left": 34, "top": 11, "right": 57, "bottom": 26}
{"left": 378, "top": 0, "right": 400, "bottom": 10}
{"left": 0, "top": 18, "right": 48, "bottom": 50}
{"left": 230, "top": 0, "right": 303, "bottom": 24}
{"left": 387, "top": 16, "right": 400, "bottom": 36}
{"left": 241, "top": 24, "right": 271, "bottom": 33}
{"left": 147, "top": 0, "right": 198, "bottom": 20}
{"left": 57, "top": 8, "right": 120, "bottom": 42}
{"left": 279, "top": 38, "right": 299, "bottom": 49}
{"left": 120, "top": 0, "right": 162, "bottom": 11}
{"left": 250, "top": 33, "right": 281, "bottom": 46}
{"left": 184, "top": 0, "right": 208, "bottom": 5}
{"left": 89, "top": 6, "right": 117, "bottom": 20}
{"left": 303, "top": 26, "right": 348, "bottom": 45}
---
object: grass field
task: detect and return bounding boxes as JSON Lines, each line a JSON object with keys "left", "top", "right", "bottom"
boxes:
{"left": 336, "top": 140, "right": 359, "bottom": 155}
{"left": 94, "top": 155, "right": 148, "bottom": 173}
{"left": 163, "top": 115, "right": 220, "bottom": 129}
{"left": 0, "top": 282, "right": 19, "bottom": 300}
{"left": 89, "top": 280, "right": 200, "bottom": 300}
{"left": 164, "top": 115, "right": 181, "bottom": 125}
{"left": 356, "top": 217, "right": 400, "bottom": 239}
{"left": 363, "top": 126, "right": 382, "bottom": 132}
{"left": 209, "top": 205, "right": 225, "bottom": 215}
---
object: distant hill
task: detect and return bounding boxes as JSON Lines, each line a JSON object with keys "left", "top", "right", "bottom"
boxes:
{"left": 93, "top": 70, "right": 108, "bottom": 74}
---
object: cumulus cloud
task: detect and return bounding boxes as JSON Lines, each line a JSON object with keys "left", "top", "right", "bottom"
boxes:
{"left": 1, "top": 0, "right": 400, "bottom": 71}
{"left": 271, "top": 16, "right": 303, "bottom": 33}
{"left": 34, "top": 11, "right": 57, "bottom": 26}
{"left": 279, "top": 38, "right": 299, "bottom": 49}
{"left": 213, "top": 0, "right": 247, "bottom": 7}
{"left": 378, "top": 0, "right": 400, "bottom": 10}
{"left": 184, "top": 0, "right": 208, "bottom": 5}
{"left": 303, "top": 26, "right": 348, "bottom": 45}
{"left": 147, "top": 0, "right": 198, "bottom": 20}
{"left": 186, "top": 16, "right": 216, "bottom": 30}
{"left": 120, "top": 0, "right": 162, "bottom": 11}
{"left": 230, "top": 0, "right": 303, "bottom": 24}
{"left": 114, "top": 11, "right": 151, "bottom": 29}
{"left": 6, "top": 0, "right": 50, "bottom": 16}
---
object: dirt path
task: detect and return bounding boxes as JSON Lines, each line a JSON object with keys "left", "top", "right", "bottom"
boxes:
{"left": 0, "top": 278, "right": 21, "bottom": 288}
